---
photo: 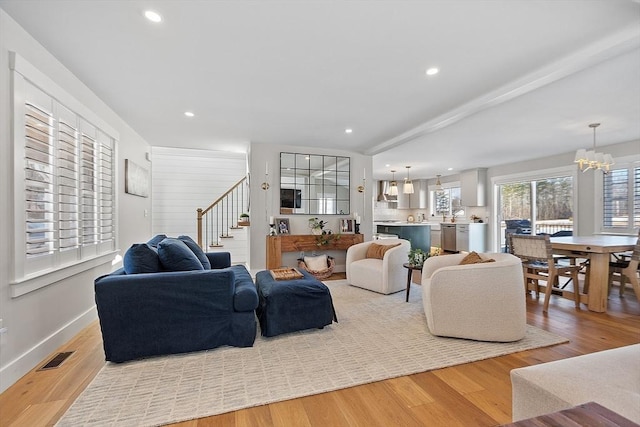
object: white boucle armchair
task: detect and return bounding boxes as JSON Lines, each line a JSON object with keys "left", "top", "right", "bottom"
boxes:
{"left": 346, "top": 239, "right": 410, "bottom": 294}
{"left": 421, "top": 252, "right": 526, "bottom": 342}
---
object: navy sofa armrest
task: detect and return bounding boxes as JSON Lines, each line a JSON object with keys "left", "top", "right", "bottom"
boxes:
{"left": 227, "top": 265, "right": 259, "bottom": 311}
{"left": 206, "top": 252, "right": 231, "bottom": 269}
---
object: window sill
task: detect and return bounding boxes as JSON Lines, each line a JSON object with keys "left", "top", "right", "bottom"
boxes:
{"left": 11, "top": 251, "right": 118, "bottom": 298}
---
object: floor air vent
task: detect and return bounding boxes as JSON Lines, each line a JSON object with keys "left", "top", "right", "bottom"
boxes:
{"left": 38, "top": 351, "right": 74, "bottom": 370}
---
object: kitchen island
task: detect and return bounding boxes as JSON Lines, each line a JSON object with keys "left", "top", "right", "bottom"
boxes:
{"left": 374, "top": 222, "right": 431, "bottom": 252}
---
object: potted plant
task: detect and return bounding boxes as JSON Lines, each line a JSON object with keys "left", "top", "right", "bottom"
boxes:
{"left": 315, "top": 230, "right": 341, "bottom": 247}
{"left": 308, "top": 217, "right": 326, "bottom": 236}
{"left": 408, "top": 248, "right": 428, "bottom": 267}
{"left": 239, "top": 213, "right": 249, "bottom": 223}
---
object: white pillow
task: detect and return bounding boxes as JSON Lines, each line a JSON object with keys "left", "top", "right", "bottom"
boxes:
{"left": 304, "top": 254, "right": 328, "bottom": 271}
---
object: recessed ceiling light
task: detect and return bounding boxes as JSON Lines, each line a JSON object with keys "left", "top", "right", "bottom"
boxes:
{"left": 345, "top": 128, "right": 353, "bottom": 134}
{"left": 144, "top": 10, "right": 163, "bottom": 23}
{"left": 426, "top": 67, "right": 439, "bottom": 76}
{"left": 385, "top": 164, "right": 390, "bottom": 167}
{"left": 447, "top": 167, "right": 453, "bottom": 171}
{"left": 184, "top": 111, "right": 194, "bottom": 117}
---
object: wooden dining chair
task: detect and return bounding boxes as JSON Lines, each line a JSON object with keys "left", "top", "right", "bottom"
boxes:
{"left": 608, "top": 230, "right": 640, "bottom": 299}
{"left": 508, "top": 234, "right": 581, "bottom": 312}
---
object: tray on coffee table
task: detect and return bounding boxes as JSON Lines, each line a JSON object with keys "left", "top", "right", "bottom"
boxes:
{"left": 270, "top": 267, "right": 304, "bottom": 281}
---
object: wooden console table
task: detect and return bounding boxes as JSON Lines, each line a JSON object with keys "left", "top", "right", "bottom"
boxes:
{"left": 266, "top": 234, "right": 364, "bottom": 269}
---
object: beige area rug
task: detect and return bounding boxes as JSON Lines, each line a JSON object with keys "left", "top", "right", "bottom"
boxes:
{"left": 57, "top": 280, "right": 568, "bottom": 427}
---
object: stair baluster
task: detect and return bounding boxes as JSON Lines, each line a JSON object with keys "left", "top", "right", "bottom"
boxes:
{"left": 197, "top": 176, "right": 249, "bottom": 249}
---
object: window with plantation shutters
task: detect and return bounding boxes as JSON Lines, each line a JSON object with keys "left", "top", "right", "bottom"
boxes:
{"left": 11, "top": 51, "right": 118, "bottom": 296}
{"left": 602, "top": 164, "right": 640, "bottom": 233}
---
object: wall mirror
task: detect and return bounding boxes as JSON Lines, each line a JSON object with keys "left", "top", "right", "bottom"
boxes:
{"left": 280, "top": 152, "right": 350, "bottom": 215}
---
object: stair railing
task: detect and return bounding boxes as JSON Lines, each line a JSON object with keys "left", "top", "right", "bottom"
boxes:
{"left": 197, "top": 176, "right": 249, "bottom": 249}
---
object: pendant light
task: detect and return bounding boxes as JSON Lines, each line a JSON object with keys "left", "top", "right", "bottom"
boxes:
{"left": 574, "top": 123, "right": 614, "bottom": 173}
{"left": 403, "top": 166, "right": 414, "bottom": 194}
{"left": 388, "top": 170, "right": 398, "bottom": 196}
{"left": 435, "top": 174, "right": 442, "bottom": 191}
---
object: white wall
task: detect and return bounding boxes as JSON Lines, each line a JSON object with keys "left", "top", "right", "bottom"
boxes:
{"left": 151, "top": 147, "right": 246, "bottom": 237}
{"left": 0, "top": 9, "right": 151, "bottom": 392}
{"left": 248, "top": 143, "right": 372, "bottom": 272}
{"left": 151, "top": 147, "right": 248, "bottom": 263}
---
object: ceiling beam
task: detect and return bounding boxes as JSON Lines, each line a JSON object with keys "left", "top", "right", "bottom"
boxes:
{"left": 366, "top": 25, "right": 640, "bottom": 156}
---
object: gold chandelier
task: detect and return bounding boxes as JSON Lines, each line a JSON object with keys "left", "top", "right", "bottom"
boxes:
{"left": 574, "top": 123, "right": 614, "bottom": 173}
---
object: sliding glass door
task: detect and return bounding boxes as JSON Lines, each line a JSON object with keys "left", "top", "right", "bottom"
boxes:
{"left": 497, "top": 175, "right": 573, "bottom": 251}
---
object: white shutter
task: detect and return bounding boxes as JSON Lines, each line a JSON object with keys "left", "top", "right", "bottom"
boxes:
{"left": 80, "top": 123, "right": 98, "bottom": 247}
{"left": 24, "top": 101, "right": 56, "bottom": 257}
{"left": 603, "top": 168, "right": 629, "bottom": 229}
{"left": 57, "top": 105, "right": 80, "bottom": 252}
{"left": 98, "top": 130, "right": 115, "bottom": 246}
{"left": 634, "top": 167, "right": 640, "bottom": 229}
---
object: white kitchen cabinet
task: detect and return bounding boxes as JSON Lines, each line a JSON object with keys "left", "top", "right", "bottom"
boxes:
{"left": 456, "top": 223, "right": 487, "bottom": 252}
{"left": 416, "top": 179, "right": 428, "bottom": 209}
{"left": 460, "top": 168, "right": 487, "bottom": 206}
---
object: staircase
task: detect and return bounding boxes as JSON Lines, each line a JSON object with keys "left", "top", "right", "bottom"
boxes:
{"left": 197, "top": 176, "right": 250, "bottom": 264}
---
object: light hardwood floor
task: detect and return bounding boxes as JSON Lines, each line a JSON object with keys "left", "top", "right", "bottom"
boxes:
{"left": 1, "top": 279, "right": 638, "bottom": 427}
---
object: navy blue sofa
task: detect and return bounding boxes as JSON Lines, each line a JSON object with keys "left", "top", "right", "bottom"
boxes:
{"left": 95, "top": 242, "right": 258, "bottom": 363}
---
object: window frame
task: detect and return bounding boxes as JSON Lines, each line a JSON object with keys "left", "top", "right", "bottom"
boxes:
{"left": 429, "top": 181, "right": 461, "bottom": 217}
{"left": 10, "top": 52, "right": 119, "bottom": 297}
{"left": 597, "top": 154, "right": 640, "bottom": 235}
{"left": 491, "top": 165, "right": 578, "bottom": 252}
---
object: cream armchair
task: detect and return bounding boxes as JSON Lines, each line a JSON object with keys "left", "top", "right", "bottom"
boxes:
{"left": 346, "top": 239, "right": 410, "bottom": 294}
{"left": 421, "top": 252, "right": 526, "bottom": 342}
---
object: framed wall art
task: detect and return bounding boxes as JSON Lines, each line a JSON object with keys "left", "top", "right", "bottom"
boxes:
{"left": 125, "top": 159, "right": 149, "bottom": 197}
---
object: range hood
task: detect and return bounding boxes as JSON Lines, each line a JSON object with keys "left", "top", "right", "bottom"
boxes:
{"left": 377, "top": 181, "right": 398, "bottom": 202}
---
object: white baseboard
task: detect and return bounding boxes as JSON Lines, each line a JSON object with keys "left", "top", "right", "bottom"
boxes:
{"left": 0, "top": 306, "right": 98, "bottom": 393}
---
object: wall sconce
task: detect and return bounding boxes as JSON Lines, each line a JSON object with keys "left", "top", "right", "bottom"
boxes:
{"left": 357, "top": 167, "right": 365, "bottom": 193}
{"left": 261, "top": 161, "right": 270, "bottom": 190}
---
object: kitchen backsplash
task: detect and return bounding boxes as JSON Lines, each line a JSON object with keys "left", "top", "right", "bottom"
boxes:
{"left": 374, "top": 205, "right": 489, "bottom": 223}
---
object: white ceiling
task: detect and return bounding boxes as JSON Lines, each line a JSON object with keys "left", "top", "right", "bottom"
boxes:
{"left": 1, "top": 0, "right": 639, "bottom": 180}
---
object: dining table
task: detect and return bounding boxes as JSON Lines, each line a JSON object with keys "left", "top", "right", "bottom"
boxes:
{"left": 550, "top": 235, "right": 637, "bottom": 313}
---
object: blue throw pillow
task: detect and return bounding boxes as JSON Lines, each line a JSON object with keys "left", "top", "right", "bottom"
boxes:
{"left": 157, "top": 238, "right": 205, "bottom": 271}
{"left": 123, "top": 244, "right": 160, "bottom": 274}
{"left": 178, "top": 235, "right": 211, "bottom": 269}
{"left": 147, "top": 234, "right": 167, "bottom": 248}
